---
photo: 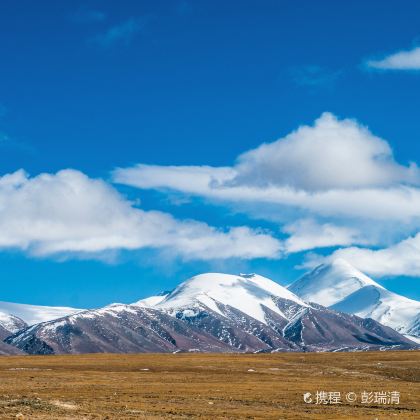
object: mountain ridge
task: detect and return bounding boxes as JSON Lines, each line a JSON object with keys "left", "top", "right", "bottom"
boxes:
{"left": 289, "top": 259, "right": 420, "bottom": 338}
{"left": 5, "top": 271, "right": 417, "bottom": 355}
{"left": 288, "top": 258, "right": 382, "bottom": 306}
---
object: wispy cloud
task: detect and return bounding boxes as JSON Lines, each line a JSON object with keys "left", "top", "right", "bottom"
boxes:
{"left": 366, "top": 45, "right": 420, "bottom": 71}
{"left": 0, "top": 132, "right": 36, "bottom": 155}
{"left": 90, "top": 18, "right": 145, "bottom": 48}
{"left": 291, "top": 65, "right": 342, "bottom": 88}
{"left": 70, "top": 9, "right": 106, "bottom": 23}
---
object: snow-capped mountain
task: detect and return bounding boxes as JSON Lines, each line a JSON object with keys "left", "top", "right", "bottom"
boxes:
{"left": 407, "top": 314, "right": 420, "bottom": 342}
{"left": 289, "top": 259, "right": 420, "bottom": 338}
{"left": 331, "top": 285, "right": 420, "bottom": 335}
{"left": 288, "top": 258, "right": 381, "bottom": 307}
{"left": 0, "top": 301, "right": 83, "bottom": 353}
{"left": 0, "top": 301, "right": 82, "bottom": 326}
{"left": 154, "top": 273, "right": 308, "bottom": 324}
{"left": 134, "top": 292, "right": 169, "bottom": 308}
{"left": 0, "top": 311, "right": 26, "bottom": 338}
{"left": 3, "top": 271, "right": 419, "bottom": 355}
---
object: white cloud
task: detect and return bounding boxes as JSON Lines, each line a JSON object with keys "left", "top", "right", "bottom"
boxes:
{"left": 367, "top": 46, "right": 420, "bottom": 70}
{"left": 307, "top": 233, "right": 420, "bottom": 278}
{"left": 113, "top": 113, "right": 420, "bottom": 222}
{"left": 112, "top": 113, "right": 420, "bottom": 274}
{"left": 0, "top": 169, "right": 281, "bottom": 261}
{"left": 114, "top": 164, "right": 235, "bottom": 195}
{"left": 283, "top": 219, "right": 366, "bottom": 253}
{"left": 233, "top": 112, "right": 418, "bottom": 190}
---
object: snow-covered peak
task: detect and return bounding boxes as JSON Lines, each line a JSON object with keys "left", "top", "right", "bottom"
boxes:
{"left": 0, "top": 310, "right": 26, "bottom": 333}
{"left": 331, "top": 285, "right": 420, "bottom": 334}
{"left": 0, "top": 301, "right": 83, "bottom": 326}
{"left": 288, "top": 258, "right": 381, "bottom": 307}
{"left": 155, "top": 272, "right": 307, "bottom": 324}
{"left": 289, "top": 260, "right": 420, "bottom": 337}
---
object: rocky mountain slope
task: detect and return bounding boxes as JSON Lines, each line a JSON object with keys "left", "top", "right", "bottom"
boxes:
{"left": 5, "top": 273, "right": 417, "bottom": 354}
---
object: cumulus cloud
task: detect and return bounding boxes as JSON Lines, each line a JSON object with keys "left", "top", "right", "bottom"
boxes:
{"left": 113, "top": 113, "right": 420, "bottom": 221}
{"left": 112, "top": 112, "right": 420, "bottom": 274}
{"left": 367, "top": 46, "right": 420, "bottom": 70}
{"left": 233, "top": 112, "right": 419, "bottom": 190}
{"left": 306, "top": 233, "right": 420, "bottom": 278}
{"left": 283, "top": 219, "right": 366, "bottom": 253}
{"left": 0, "top": 169, "right": 281, "bottom": 261}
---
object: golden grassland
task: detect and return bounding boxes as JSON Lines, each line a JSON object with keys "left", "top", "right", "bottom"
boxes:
{"left": 0, "top": 351, "right": 418, "bottom": 419}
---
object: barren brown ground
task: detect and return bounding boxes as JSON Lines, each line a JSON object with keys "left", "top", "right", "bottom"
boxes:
{"left": 0, "top": 351, "right": 418, "bottom": 419}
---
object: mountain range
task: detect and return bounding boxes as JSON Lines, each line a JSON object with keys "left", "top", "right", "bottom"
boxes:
{"left": 1, "top": 260, "right": 419, "bottom": 354}
{"left": 289, "top": 258, "right": 420, "bottom": 343}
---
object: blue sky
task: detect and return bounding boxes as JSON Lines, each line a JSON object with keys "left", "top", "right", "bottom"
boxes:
{"left": 1, "top": 0, "right": 420, "bottom": 307}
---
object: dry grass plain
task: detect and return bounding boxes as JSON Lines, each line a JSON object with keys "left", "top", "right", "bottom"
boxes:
{"left": 0, "top": 351, "right": 417, "bottom": 419}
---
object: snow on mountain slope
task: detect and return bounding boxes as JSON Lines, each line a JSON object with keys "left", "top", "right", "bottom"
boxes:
{"left": 408, "top": 314, "right": 420, "bottom": 337}
{"left": 134, "top": 293, "right": 169, "bottom": 307}
{"left": 7, "top": 272, "right": 418, "bottom": 355}
{"left": 405, "top": 335, "right": 420, "bottom": 344}
{"left": 155, "top": 273, "right": 307, "bottom": 324}
{"left": 0, "top": 311, "right": 26, "bottom": 335}
{"left": 289, "top": 259, "right": 420, "bottom": 338}
{"left": 288, "top": 258, "right": 382, "bottom": 306}
{"left": 331, "top": 285, "right": 420, "bottom": 333}
{"left": 6, "top": 304, "right": 247, "bottom": 354}
{"left": 0, "top": 301, "right": 83, "bottom": 326}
